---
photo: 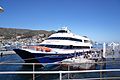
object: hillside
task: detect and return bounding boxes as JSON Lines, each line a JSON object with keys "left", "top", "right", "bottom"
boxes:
{"left": 0, "top": 27, "right": 53, "bottom": 39}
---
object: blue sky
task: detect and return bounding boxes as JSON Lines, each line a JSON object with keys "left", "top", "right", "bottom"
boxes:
{"left": 0, "top": 0, "right": 120, "bottom": 42}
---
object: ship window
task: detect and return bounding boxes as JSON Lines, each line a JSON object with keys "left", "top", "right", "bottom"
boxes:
{"left": 72, "top": 46, "right": 90, "bottom": 49}
{"left": 62, "top": 46, "right": 67, "bottom": 49}
{"left": 57, "top": 30, "right": 67, "bottom": 33}
{"left": 69, "top": 45, "right": 73, "bottom": 49}
{"left": 84, "top": 40, "right": 89, "bottom": 43}
{"left": 39, "top": 44, "right": 45, "bottom": 47}
{"left": 47, "top": 37, "right": 82, "bottom": 42}
{"left": 69, "top": 38, "right": 82, "bottom": 42}
{"left": 39, "top": 44, "right": 90, "bottom": 49}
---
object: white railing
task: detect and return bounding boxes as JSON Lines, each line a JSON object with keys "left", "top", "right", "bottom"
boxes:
{"left": 0, "top": 69, "right": 120, "bottom": 80}
{"left": 0, "top": 62, "right": 120, "bottom": 80}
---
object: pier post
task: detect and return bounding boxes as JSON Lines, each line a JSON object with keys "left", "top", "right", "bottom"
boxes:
{"left": 68, "top": 64, "right": 70, "bottom": 79}
{"left": 103, "top": 42, "right": 106, "bottom": 58}
{"left": 100, "top": 63, "right": 103, "bottom": 80}
{"left": 33, "top": 63, "right": 35, "bottom": 80}
{"left": 60, "top": 72, "right": 62, "bottom": 80}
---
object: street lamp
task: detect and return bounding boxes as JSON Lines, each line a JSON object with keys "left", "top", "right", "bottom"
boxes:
{"left": 0, "top": 6, "right": 4, "bottom": 13}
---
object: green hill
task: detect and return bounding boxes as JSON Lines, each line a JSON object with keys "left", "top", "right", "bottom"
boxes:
{"left": 0, "top": 27, "right": 53, "bottom": 39}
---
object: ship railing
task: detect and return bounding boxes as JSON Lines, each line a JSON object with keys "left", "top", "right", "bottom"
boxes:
{"left": 0, "top": 69, "right": 120, "bottom": 80}
{"left": 0, "top": 61, "right": 120, "bottom": 80}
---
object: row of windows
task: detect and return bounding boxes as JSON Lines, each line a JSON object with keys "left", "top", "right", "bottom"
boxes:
{"left": 47, "top": 37, "right": 82, "bottom": 42}
{"left": 39, "top": 44, "right": 90, "bottom": 49}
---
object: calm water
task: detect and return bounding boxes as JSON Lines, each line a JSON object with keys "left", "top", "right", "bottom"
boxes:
{"left": 0, "top": 52, "right": 120, "bottom": 80}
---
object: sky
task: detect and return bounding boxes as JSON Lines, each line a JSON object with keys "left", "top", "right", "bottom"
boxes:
{"left": 0, "top": 0, "right": 120, "bottom": 42}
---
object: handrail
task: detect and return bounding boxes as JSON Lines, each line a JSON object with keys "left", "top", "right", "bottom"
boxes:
{"left": 63, "top": 77, "right": 120, "bottom": 80}
{"left": 0, "top": 60, "right": 120, "bottom": 65}
{"left": 0, "top": 58, "right": 120, "bottom": 80}
{"left": 0, "top": 69, "right": 120, "bottom": 74}
{"left": 0, "top": 69, "right": 120, "bottom": 80}
{"left": 0, "top": 61, "right": 120, "bottom": 80}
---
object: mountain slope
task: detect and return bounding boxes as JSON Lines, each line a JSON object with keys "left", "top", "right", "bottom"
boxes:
{"left": 0, "top": 27, "right": 53, "bottom": 39}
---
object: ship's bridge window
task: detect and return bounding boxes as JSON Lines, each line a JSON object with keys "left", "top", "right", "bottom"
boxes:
{"left": 57, "top": 30, "right": 67, "bottom": 33}
{"left": 84, "top": 40, "right": 90, "bottom": 43}
{"left": 47, "top": 37, "right": 82, "bottom": 42}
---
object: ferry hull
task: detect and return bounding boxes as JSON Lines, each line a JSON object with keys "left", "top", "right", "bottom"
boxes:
{"left": 13, "top": 49, "right": 82, "bottom": 63}
{"left": 34, "top": 54, "right": 74, "bottom": 63}
{"left": 13, "top": 49, "right": 40, "bottom": 63}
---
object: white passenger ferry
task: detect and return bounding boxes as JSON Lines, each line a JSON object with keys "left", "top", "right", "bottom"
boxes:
{"left": 14, "top": 27, "right": 92, "bottom": 63}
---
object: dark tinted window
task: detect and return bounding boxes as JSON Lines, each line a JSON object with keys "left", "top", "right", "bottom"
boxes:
{"left": 57, "top": 30, "right": 67, "bottom": 33}
{"left": 39, "top": 44, "right": 90, "bottom": 49}
{"left": 84, "top": 40, "right": 89, "bottom": 43}
{"left": 47, "top": 37, "right": 82, "bottom": 42}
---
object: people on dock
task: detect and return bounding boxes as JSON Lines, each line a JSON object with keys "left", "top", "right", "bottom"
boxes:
{"left": 84, "top": 53, "right": 90, "bottom": 59}
{"left": 119, "top": 50, "right": 120, "bottom": 54}
{"left": 0, "top": 52, "right": 3, "bottom": 57}
{"left": 112, "top": 50, "right": 115, "bottom": 55}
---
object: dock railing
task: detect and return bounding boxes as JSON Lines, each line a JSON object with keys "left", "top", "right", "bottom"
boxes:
{"left": 0, "top": 61, "right": 120, "bottom": 80}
